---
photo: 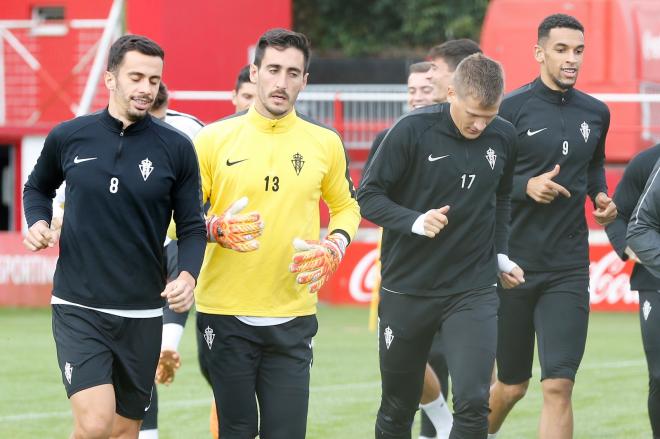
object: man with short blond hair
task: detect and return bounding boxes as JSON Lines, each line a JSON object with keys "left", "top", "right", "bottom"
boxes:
{"left": 359, "top": 53, "right": 523, "bottom": 439}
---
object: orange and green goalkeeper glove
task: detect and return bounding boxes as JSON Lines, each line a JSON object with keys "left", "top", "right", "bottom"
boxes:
{"left": 206, "top": 197, "right": 264, "bottom": 252}
{"left": 289, "top": 233, "right": 348, "bottom": 293}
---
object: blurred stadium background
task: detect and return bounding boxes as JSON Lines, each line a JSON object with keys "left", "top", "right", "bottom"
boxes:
{"left": 1, "top": 0, "right": 659, "bottom": 436}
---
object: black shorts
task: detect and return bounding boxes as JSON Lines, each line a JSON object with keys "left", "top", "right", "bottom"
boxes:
{"left": 197, "top": 313, "right": 317, "bottom": 439}
{"left": 496, "top": 267, "right": 589, "bottom": 384}
{"left": 52, "top": 304, "right": 162, "bottom": 420}
{"left": 377, "top": 287, "right": 498, "bottom": 438}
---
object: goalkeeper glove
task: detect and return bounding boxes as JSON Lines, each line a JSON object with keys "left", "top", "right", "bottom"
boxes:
{"left": 155, "top": 350, "right": 181, "bottom": 385}
{"left": 289, "top": 233, "right": 348, "bottom": 294}
{"left": 206, "top": 196, "right": 264, "bottom": 252}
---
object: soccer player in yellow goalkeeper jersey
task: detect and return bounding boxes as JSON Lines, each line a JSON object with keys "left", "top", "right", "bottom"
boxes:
{"left": 194, "top": 28, "right": 360, "bottom": 439}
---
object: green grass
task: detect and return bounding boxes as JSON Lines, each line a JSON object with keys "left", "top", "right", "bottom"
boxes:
{"left": 0, "top": 307, "right": 651, "bottom": 438}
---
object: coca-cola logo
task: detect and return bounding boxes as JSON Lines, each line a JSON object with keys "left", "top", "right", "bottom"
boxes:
{"left": 589, "top": 250, "right": 637, "bottom": 305}
{"left": 348, "top": 249, "right": 379, "bottom": 303}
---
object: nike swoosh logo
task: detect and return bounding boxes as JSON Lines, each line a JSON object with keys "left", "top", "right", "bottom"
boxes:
{"left": 428, "top": 154, "right": 450, "bottom": 162}
{"left": 526, "top": 128, "right": 548, "bottom": 136}
{"left": 226, "top": 158, "right": 248, "bottom": 166}
{"left": 73, "top": 156, "right": 97, "bottom": 164}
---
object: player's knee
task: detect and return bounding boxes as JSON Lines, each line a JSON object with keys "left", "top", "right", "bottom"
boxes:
{"left": 73, "top": 415, "right": 114, "bottom": 439}
{"left": 376, "top": 401, "right": 417, "bottom": 437}
{"left": 499, "top": 380, "right": 529, "bottom": 404}
{"left": 452, "top": 391, "right": 489, "bottom": 431}
{"left": 542, "top": 378, "right": 573, "bottom": 402}
{"left": 648, "top": 362, "right": 660, "bottom": 386}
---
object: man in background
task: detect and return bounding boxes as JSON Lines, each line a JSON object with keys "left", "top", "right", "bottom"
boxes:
{"left": 426, "top": 39, "right": 482, "bottom": 104}
{"left": 232, "top": 65, "right": 257, "bottom": 112}
{"left": 139, "top": 81, "right": 205, "bottom": 439}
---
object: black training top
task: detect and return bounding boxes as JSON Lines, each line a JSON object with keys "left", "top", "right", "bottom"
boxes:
{"left": 500, "top": 78, "right": 609, "bottom": 271}
{"left": 607, "top": 144, "right": 660, "bottom": 290}
{"left": 23, "top": 108, "right": 207, "bottom": 310}
{"left": 357, "top": 102, "right": 517, "bottom": 296}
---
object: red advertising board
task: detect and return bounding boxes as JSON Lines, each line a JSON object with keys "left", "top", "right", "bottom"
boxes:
{"left": 0, "top": 233, "right": 57, "bottom": 306}
{"left": 0, "top": 232, "right": 638, "bottom": 311}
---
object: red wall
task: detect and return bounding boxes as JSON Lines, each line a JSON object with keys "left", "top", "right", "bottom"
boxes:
{"left": 126, "top": 0, "right": 291, "bottom": 121}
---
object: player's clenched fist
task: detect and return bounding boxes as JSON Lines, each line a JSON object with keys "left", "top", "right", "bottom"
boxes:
{"left": 206, "top": 196, "right": 264, "bottom": 252}
{"left": 161, "top": 272, "right": 196, "bottom": 312}
{"left": 592, "top": 192, "right": 617, "bottom": 226}
{"left": 23, "top": 220, "right": 58, "bottom": 251}
{"left": 290, "top": 233, "right": 347, "bottom": 294}
{"left": 423, "top": 205, "right": 450, "bottom": 238}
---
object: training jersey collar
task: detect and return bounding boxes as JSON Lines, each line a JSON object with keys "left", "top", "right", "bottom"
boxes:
{"left": 533, "top": 77, "right": 575, "bottom": 104}
{"left": 100, "top": 107, "right": 152, "bottom": 134}
{"left": 247, "top": 106, "right": 298, "bottom": 134}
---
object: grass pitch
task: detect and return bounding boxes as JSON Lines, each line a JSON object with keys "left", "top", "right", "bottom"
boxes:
{"left": 0, "top": 306, "right": 650, "bottom": 438}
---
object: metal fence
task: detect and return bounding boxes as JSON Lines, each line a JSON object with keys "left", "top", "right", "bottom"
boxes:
{"left": 297, "top": 85, "right": 408, "bottom": 150}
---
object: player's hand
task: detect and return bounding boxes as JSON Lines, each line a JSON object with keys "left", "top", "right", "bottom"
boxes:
{"left": 423, "top": 205, "right": 450, "bottom": 238}
{"left": 624, "top": 246, "right": 641, "bottom": 263}
{"left": 206, "top": 196, "right": 264, "bottom": 252}
{"left": 592, "top": 192, "right": 617, "bottom": 226}
{"left": 161, "top": 271, "right": 195, "bottom": 312}
{"left": 23, "top": 220, "right": 58, "bottom": 251}
{"left": 155, "top": 349, "right": 181, "bottom": 385}
{"left": 499, "top": 266, "right": 525, "bottom": 289}
{"left": 526, "top": 165, "right": 571, "bottom": 204}
{"left": 290, "top": 234, "right": 347, "bottom": 294}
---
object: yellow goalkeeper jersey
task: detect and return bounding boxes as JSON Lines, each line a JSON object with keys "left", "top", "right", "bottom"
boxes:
{"left": 194, "top": 106, "right": 361, "bottom": 316}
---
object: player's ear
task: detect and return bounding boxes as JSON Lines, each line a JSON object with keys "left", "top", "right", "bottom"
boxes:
{"left": 446, "top": 86, "right": 456, "bottom": 104}
{"left": 104, "top": 70, "right": 116, "bottom": 92}
{"left": 534, "top": 44, "right": 545, "bottom": 64}
{"left": 301, "top": 72, "right": 309, "bottom": 91}
{"left": 249, "top": 64, "right": 258, "bottom": 83}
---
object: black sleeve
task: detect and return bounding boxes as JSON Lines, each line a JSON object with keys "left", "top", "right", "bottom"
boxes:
{"left": 356, "top": 119, "right": 421, "bottom": 235}
{"left": 23, "top": 127, "right": 65, "bottom": 227}
{"left": 362, "top": 129, "right": 388, "bottom": 180}
{"left": 627, "top": 158, "right": 660, "bottom": 278}
{"left": 587, "top": 106, "right": 610, "bottom": 204}
{"left": 495, "top": 134, "right": 517, "bottom": 255}
{"left": 172, "top": 139, "right": 207, "bottom": 280}
{"left": 605, "top": 159, "right": 646, "bottom": 260}
{"left": 498, "top": 100, "right": 529, "bottom": 202}
{"left": 162, "top": 306, "right": 190, "bottom": 326}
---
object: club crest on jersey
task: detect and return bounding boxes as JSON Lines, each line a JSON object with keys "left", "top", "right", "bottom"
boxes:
{"left": 643, "top": 300, "right": 652, "bottom": 321}
{"left": 139, "top": 158, "right": 154, "bottom": 181}
{"left": 292, "top": 152, "right": 304, "bottom": 175}
{"left": 485, "top": 148, "right": 497, "bottom": 170}
{"left": 580, "top": 121, "right": 590, "bottom": 143}
{"left": 384, "top": 326, "right": 394, "bottom": 350}
{"left": 204, "top": 326, "right": 215, "bottom": 349}
{"left": 64, "top": 362, "right": 73, "bottom": 384}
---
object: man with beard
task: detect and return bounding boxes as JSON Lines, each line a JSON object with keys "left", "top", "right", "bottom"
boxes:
{"left": 487, "top": 14, "right": 616, "bottom": 439}
{"left": 22, "top": 35, "right": 206, "bottom": 439}
{"left": 193, "top": 28, "right": 360, "bottom": 438}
